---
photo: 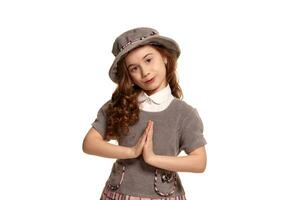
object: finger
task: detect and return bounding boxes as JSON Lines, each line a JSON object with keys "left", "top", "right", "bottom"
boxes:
{"left": 139, "top": 131, "right": 148, "bottom": 144}
{"left": 146, "top": 121, "right": 151, "bottom": 130}
{"left": 140, "top": 131, "right": 147, "bottom": 140}
{"left": 145, "top": 125, "right": 151, "bottom": 136}
{"left": 144, "top": 127, "right": 150, "bottom": 136}
{"left": 145, "top": 129, "right": 151, "bottom": 141}
{"left": 147, "top": 131, "right": 153, "bottom": 142}
{"left": 147, "top": 120, "right": 152, "bottom": 128}
{"left": 142, "top": 132, "right": 148, "bottom": 142}
{"left": 147, "top": 131, "right": 152, "bottom": 141}
{"left": 149, "top": 122, "right": 153, "bottom": 133}
{"left": 140, "top": 137, "right": 146, "bottom": 146}
{"left": 145, "top": 122, "right": 152, "bottom": 134}
{"left": 139, "top": 135, "right": 146, "bottom": 145}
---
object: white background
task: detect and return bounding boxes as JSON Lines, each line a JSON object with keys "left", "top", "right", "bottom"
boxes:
{"left": 1, "top": 0, "right": 299, "bottom": 199}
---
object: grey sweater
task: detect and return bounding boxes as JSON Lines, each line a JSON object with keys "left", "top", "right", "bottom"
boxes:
{"left": 91, "top": 98, "right": 207, "bottom": 198}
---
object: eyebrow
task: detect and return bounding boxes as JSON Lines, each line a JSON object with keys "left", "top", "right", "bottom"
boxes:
{"left": 127, "top": 53, "right": 153, "bottom": 69}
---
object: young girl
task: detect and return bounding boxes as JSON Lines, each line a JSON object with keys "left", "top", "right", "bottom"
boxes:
{"left": 82, "top": 27, "right": 207, "bottom": 200}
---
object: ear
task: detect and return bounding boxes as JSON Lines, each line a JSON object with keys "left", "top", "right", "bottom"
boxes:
{"left": 130, "top": 78, "right": 136, "bottom": 86}
{"left": 163, "top": 57, "right": 168, "bottom": 65}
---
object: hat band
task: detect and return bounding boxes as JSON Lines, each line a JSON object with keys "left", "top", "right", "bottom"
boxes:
{"left": 120, "top": 31, "right": 157, "bottom": 52}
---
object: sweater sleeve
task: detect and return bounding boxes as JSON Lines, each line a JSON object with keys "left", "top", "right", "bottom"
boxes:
{"left": 91, "top": 100, "right": 110, "bottom": 138}
{"left": 179, "top": 107, "right": 207, "bottom": 154}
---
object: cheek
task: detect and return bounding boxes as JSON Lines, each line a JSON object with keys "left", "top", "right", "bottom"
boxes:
{"left": 130, "top": 73, "right": 141, "bottom": 82}
{"left": 155, "top": 62, "right": 166, "bottom": 74}
{"left": 152, "top": 60, "right": 164, "bottom": 70}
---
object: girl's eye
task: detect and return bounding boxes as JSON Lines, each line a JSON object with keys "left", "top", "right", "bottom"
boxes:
{"left": 130, "top": 67, "right": 137, "bottom": 72}
{"left": 145, "top": 58, "right": 152, "bottom": 63}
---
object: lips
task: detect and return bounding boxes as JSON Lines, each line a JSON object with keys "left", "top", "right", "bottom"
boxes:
{"left": 144, "top": 77, "right": 155, "bottom": 84}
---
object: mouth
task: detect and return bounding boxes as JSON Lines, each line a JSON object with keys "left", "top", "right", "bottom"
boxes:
{"left": 144, "top": 77, "right": 155, "bottom": 84}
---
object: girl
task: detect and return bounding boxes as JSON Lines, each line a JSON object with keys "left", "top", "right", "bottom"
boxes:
{"left": 82, "top": 27, "right": 207, "bottom": 200}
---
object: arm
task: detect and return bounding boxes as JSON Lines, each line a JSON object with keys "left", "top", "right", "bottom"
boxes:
{"left": 147, "top": 146, "right": 207, "bottom": 173}
{"left": 82, "top": 127, "right": 135, "bottom": 159}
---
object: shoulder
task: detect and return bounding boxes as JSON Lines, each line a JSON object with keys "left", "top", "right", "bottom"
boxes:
{"left": 173, "top": 99, "right": 204, "bottom": 134}
{"left": 101, "top": 99, "right": 112, "bottom": 109}
{"left": 96, "top": 99, "right": 112, "bottom": 115}
{"left": 172, "top": 98, "right": 203, "bottom": 125}
{"left": 172, "top": 98, "right": 197, "bottom": 115}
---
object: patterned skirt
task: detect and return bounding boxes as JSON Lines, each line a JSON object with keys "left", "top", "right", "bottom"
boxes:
{"left": 100, "top": 184, "right": 187, "bottom": 200}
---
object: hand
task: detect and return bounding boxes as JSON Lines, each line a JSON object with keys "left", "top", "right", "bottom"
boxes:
{"left": 129, "top": 121, "right": 151, "bottom": 158}
{"left": 143, "top": 120, "right": 156, "bottom": 163}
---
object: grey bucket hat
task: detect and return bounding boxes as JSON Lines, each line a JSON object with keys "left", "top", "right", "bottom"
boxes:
{"left": 109, "top": 27, "right": 181, "bottom": 83}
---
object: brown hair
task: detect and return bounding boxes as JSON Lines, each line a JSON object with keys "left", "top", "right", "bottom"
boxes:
{"left": 103, "top": 45, "right": 183, "bottom": 141}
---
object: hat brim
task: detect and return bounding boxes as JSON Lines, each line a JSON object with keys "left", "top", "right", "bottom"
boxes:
{"left": 109, "top": 35, "right": 180, "bottom": 83}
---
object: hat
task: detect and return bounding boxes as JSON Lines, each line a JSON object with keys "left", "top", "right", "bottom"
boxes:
{"left": 109, "top": 27, "right": 181, "bottom": 83}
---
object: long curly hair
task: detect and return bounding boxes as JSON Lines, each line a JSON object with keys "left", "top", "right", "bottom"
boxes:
{"left": 103, "top": 44, "right": 183, "bottom": 141}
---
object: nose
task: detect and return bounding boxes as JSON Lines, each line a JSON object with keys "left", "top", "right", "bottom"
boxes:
{"left": 140, "top": 65, "right": 150, "bottom": 78}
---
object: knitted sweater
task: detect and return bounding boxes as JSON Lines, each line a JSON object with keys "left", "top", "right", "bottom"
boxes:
{"left": 91, "top": 98, "right": 207, "bottom": 198}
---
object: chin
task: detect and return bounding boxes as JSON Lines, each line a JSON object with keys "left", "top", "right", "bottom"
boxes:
{"left": 146, "top": 82, "right": 158, "bottom": 89}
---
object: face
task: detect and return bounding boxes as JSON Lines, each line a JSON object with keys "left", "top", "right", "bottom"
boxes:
{"left": 125, "top": 45, "right": 168, "bottom": 96}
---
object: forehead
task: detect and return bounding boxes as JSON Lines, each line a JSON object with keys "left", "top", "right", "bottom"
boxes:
{"left": 125, "top": 45, "right": 158, "bottom": 64}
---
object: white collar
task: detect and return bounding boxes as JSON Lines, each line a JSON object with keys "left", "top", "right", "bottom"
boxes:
{"left": 138, "top": 84, "right": 172, "bottom": 105}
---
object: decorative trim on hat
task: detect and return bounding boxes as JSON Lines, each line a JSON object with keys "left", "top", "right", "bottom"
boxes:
{"left": 120, "top": 31, "right": 158, "bottom": 52}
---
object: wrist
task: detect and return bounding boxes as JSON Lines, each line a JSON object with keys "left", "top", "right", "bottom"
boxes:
{"left": 126, "top": 147, "right": 136, "bottom": 159}
{"left": 145, "top": 154, "right": 157, "bottom": 165}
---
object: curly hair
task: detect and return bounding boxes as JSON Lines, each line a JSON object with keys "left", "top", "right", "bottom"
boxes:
{"left": 103, "top": 45, "right": 183, "bottom": 141}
